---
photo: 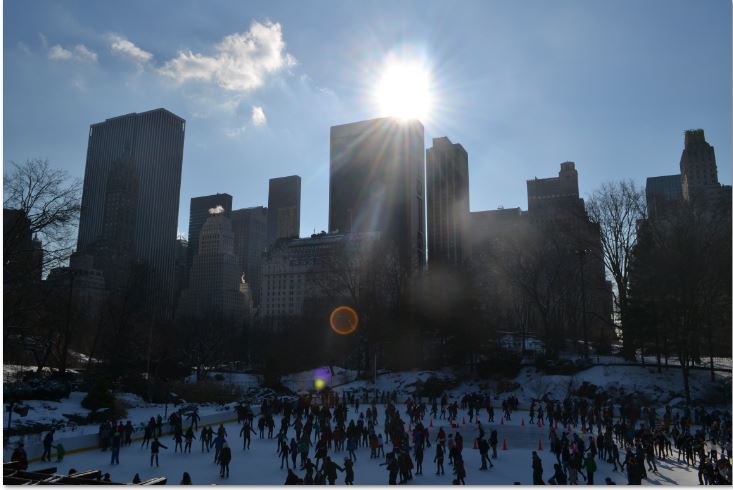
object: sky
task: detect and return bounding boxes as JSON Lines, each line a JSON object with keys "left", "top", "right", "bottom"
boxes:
{"left": 4, "top": 0, "right": 731, "bottom": 239}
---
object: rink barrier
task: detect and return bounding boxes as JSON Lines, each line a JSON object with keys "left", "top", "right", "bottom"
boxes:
{"left": 4, "top": 408, "right": 241, "bottom": 465}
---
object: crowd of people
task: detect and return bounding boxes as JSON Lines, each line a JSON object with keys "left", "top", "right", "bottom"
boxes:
{"left": 12, "top": 387, "right": 732, "bottom": 485}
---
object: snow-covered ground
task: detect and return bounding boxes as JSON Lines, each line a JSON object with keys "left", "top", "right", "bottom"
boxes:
{"left": 6, "top": 363, "right": 730, "bottom": 484}
{"left": 21, "top": 404, "right": 718, "bottom": 485}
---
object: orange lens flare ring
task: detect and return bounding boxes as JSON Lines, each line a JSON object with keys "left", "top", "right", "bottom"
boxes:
{"left": 329, "top": 306, "right": 359, "bottom": 335}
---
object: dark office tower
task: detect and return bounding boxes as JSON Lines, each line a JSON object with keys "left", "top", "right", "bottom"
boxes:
{"left": 267, "top": 176, "right": 301, "bottom": 247}
{"left": 646, "top": 174, "right": 682, "bottom": 219}
{"left": 329, "top": 117, "right": 426, "bottom": 270}
{"left": 188, "top": 193, "right": 233, "bottom": 270}
{"left": 680, "top": 129, "right": 719, "bottom": 200}
{"left": 426, "top": 137, "right": 469, "bottom": 267}
{"left": 526, "top": 161, "right": 587, "bottom": 225}
{"left": 76, "top": 108, "right": 185, "bottom": 312}
{"left": 231, "top": 206, "right": 268, "bottom": 306}
{"left": 173, "top": 237, "right": 189, "bottom": 307}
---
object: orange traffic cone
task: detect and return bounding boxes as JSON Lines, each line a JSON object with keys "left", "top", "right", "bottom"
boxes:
{"left": 502, "top": 438, "right": 508, "bottom": 450}
{"left": 500, "top": 417, "right": 504, "bottom": 425}
{"left": 538, "top": 438, "right": 543, "bottom": 451}
{"left": 473, "top": 438, "right": 478, "bottom": 449}
{"left": 521, "top": 418, "right": 525, "bottom": 427}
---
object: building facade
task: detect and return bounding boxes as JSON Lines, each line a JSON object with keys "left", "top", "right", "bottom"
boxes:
{"left": 329, "top": 117, "right": 426, "bottom": 271}
{"left": 231, "top": 206, "right": 268, "bottom": 306}
{"left": 646, "top": 174, "right": 682, "bottom": 219}
{"left": 75, "top": 108, "right": 185, "bottom": 313}
{"left": 267, "top": 176, "right": 301, "bottom": 248}
{"left": 188, "top": 193, "right": 233, "bottom": 271}
{"left": 177, "top": 212, "right": 251, "bottom": 322}
{"left": 426, "top": 137, "right": 470, "bottom": 267}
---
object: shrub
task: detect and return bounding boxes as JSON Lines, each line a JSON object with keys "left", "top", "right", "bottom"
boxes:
{"left": 477, "top": 351, "right": 522, "bottom": 379}
{"left": 81, "top": 380, "right": 115, "bottom": 411}
{"left": 4, "top": 374, "right": 72, "bottom": 402}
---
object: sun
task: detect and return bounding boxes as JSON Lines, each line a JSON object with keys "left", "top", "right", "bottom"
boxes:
{"left": 375, "top": 58, "right": 432, "bottom": 121}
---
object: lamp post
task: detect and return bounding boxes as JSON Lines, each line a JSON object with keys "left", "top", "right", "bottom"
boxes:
{"left": 575, "top": 249, "right": 591, "bottom": 359}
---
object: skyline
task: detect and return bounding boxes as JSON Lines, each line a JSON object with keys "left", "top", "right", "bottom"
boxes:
{"left": 4, "top": 0, "right": 732, "bottom": 239}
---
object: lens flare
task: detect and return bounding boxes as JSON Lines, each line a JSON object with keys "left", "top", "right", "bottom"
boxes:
{"left": 329, "top": 306, "right": 359, "bottom": 335}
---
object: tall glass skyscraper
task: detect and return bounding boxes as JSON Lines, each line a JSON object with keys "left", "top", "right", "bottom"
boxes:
{"left": 76, "top": 108, "right": 185, "bottom": 313}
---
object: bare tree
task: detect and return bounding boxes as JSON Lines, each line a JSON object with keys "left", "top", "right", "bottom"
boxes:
{"left": 585, "top": 180, "right": 646, "bottom": 359}
{"left": 4, "top": 158, "right": 82, "bottom": 273}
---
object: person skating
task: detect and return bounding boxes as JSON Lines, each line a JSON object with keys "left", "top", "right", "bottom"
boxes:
{"left": 41, "top": 429, "right": 55, "bottom": 462}
{"left": 585, "top": 454, "right": 597, "bottom": 485}
{"left": 142, "top": 422, "right": 153, "bottom": 448}
{"left": 303, "top": 458, "right": 316, "bottom": 484}
{"left": 240, "top": 420, "right": 256, "bottom": 449}
{"left": 490, "top": 429, "right": 499, "bottom": 459}
{"left": 323, "top": 456, "right": 344, "bottom": 485}
{"left": 187, "top": 408, "right": 200, "bottom": 431}
{"left": 280, "top": 436, "right": 291, "bottom": 469}
{"left": 173, "top": 424, "right": 184, "bottom": 453}
{"left": 415, "top": 443, "right": 424, "bottom": 475}
{"left": 284, "top": 469, "right": 303, "bottom": 485}
{"left": 180, "top": 472, "right": 192, "bottom": 485}
{"left": 532, "top": 451, "right": 545, "bottom": 485}
{"left": 453, "top": 452, "right": 466, "bottom": 484}
{"left": 219, "top": 442, "right": 232, "bottom": 478}
{"left": 11, "top": 443, "right": 28, "bottom": 470}
{"left": 478, "top": 437, "right": 493, "bottom": 470}
{"left": 211, "top": 430, "right": 227, "bottom": 463}
{"left": 184, "top": 426, "right": 196, "bottom": 453}
{"left": 548, "top": 463, "right": 567, "bottom": 485}
{"left": 110, "top": 429, "right": 121, "bottom": 465}
{"left": 150, "top": 437, "right": 167, "bottom": 467}
{"left": 344, "top": 457, "right": 355, "bottom": 485}
{"left": 54, "top": 442, "right": 65, "bottom": 463}
{"left": 124, "top": 420, "right": 134, "bottom": 446}
{"left": 435, "top": 442, "right": 445, "bottom": 475}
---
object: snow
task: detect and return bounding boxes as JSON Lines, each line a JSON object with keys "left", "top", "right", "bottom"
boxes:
{"left": 20, "top": 404, "right": 716, "bottom": 485}
{"left": 6, "top": 362, "right": 731, "bottom": 484}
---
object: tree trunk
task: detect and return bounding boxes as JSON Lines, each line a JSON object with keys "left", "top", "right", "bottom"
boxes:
{"left": 681, "top": 361, "right": 691, "bottom": 405}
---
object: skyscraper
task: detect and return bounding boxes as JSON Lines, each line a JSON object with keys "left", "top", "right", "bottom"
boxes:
{"left": 231, "top": 206, "right": 268, "bottom": 306}
{"left": 526, "top": 161, "right": 587, "bottom": 225}
{"left": 329, "top": 117, "right": 426, "bottom": 270}
{"left": 177, "top": 212, "right": 251, "bottom": 322}
{"left": 680, "top": 129, "right": 719, "bottom": 201}
{"left": 76, "top": 108, "right": 185, "bottom": 311}
{"left": 426, "top": 137, "right": 469, "bottom": 267}
{"left": 188, "top": 193, "right": 233, "bottom": 271}
{"left": 267, "top": 176, "right": 301, "bottom": 247}
{"left": 646, "top": 174, "right": 682, "bottom": 219}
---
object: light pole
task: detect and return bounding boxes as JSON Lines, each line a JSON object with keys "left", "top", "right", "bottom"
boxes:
{"left": 575, "top": 249, "right": 590, "bottom": 360}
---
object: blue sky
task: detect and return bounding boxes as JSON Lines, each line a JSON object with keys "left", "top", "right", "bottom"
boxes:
{"left": 4, "top": 0, "right": 731, "bottom": 238}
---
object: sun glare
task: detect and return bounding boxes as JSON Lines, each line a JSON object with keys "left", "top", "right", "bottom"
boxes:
{"left": 375, "top": 59, "right": 432, "bottom": 121}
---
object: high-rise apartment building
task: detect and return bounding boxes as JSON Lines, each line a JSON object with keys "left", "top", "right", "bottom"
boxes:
{"left": 329, "top": 117, "right": 426, "bottom": 270}
{"left": 188, "top": 193, "right": 233, "bottom": 270}
{"left": 75, "top": 108, "right": 185, "bottom": 311}
{"left": 231, "top": 206, "right": 268, "bottom": 306}
{"left": 426, "top": 137, "right": 469, "bottom": 267}
{"left": 526, "top": 161, "right": 587, "bottom": 225}
{"left": 267, "top": 176, "right": 301, "bottom": 247}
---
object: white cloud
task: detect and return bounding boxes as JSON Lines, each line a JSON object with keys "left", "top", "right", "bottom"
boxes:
{"left": 39, "top": 33, "right": 48, "bottom": 49}
{"left": 48, "top": 43, "right": 97, "bottom": 63}
{"left": 108, "top": 34, "right": 153, "bottom": 63}
{"left": 17, "top": 42, "right": 32, "bottom": 56}
{"left": 48, "top": 45, "right": 72, "bottom": 60}
{"left": 73, "top": 44, "right": 98, "bottom": 63}
{"left": 251, "top": 106, "right": 267, "bottom": 126}
{"left": 158, "top": 20, "right": 296, "bottom": 92}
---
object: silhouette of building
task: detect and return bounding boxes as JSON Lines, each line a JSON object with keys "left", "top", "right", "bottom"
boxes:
{"left": 3, "top": 209, "right": 43, "bottom": 287}
{"left": 329, "top": 117, "right": 426, "bottom": 271}
{"left": 260, "top": 231, "right": 380, "bottom": 327}
{"left": 173, "top": 237, "right": 189, "bottom": 307}
{"left": 231, "top": 206, "right": 268, "bottom": 307}
{"left": 426, "top": 137, "right": 470, "bottom": 267}
{"left": 177, "top": 212, "right": 251, "bottom": 322}
{"left": 679, "top": 129, "right": 731, "bottom": 219}
{"left": 267, "top": 176, "right": 301, "bottom": 247}
{"left": 188, "top": 193, "right": 233, "bottom": 272}
{"left": 646, "top": 174, "right": 682, "bottom": 219}
{"left": 526, "top": 161, "right": 587, "bottom": 226}
{"left": 75, "top": 108, "right": 185, "bottom": 313}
